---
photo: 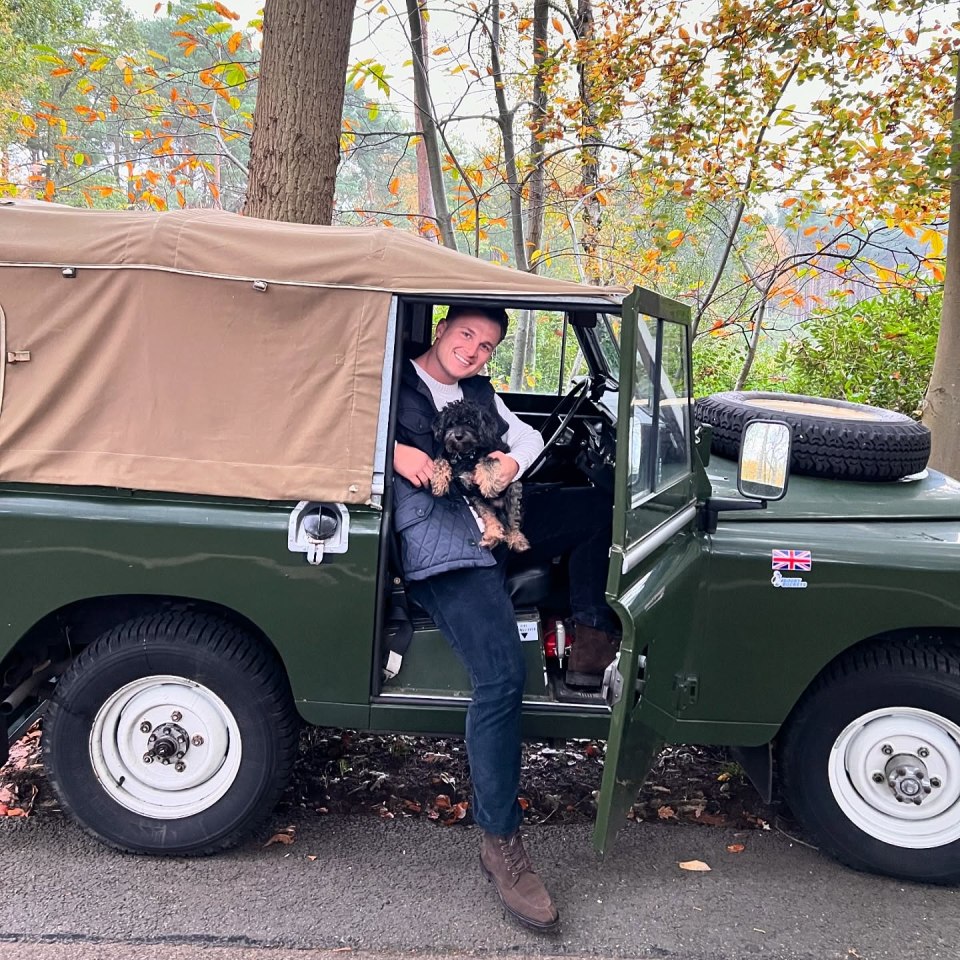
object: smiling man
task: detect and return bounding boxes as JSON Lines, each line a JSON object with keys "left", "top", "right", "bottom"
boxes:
{"left": 391, "top": 305, "right": 616, "bottom": 932}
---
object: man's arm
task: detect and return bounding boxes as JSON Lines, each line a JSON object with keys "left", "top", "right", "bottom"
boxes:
{"left": 492, "top": 395, "right": 545, "bottom": 482}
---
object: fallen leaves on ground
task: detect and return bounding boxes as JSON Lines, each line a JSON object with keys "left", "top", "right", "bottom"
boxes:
{"left": 278, "top": 731, "right": 776, "bottom": 833}
{"left": 678, "top": 859, "right": 711, "bottom": 872}
{"left": 263, "top": 825, "right": 296, "bottom": 847}
{"left": 727, "top": 843, "right": 746, "bottom": 853}
{"left": 1, "top": 723, "right": 779, "bottom": 837}
{"left": 0, "top": 725, "right": 42, "bottom": 818}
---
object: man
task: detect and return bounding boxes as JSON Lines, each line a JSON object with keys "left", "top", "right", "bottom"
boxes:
{"left": 392, "top": 305, "right": 618, "bottom": 932}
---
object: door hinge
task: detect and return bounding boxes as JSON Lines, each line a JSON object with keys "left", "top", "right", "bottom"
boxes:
{"left": 674, "top": 672, "right": 699, "bottom": 709}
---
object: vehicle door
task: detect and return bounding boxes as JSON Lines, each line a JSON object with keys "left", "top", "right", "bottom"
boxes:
{"left": 592, "top": 287, "right": 708, "bottom": 855}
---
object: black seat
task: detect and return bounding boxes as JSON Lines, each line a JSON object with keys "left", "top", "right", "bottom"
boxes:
{"left": 405, "top": 559, "right": 553, "bottom": 619}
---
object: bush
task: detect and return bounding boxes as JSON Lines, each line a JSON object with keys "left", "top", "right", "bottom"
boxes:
{"left": 691, "top": 333, "right": 784, "bottom": 398}
{"left": 779, "top": 290, "right": 941, "bottom": 417}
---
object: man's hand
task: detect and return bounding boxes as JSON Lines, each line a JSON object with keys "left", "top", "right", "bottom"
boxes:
{"left": 485, "top": 451, "right": 520, "bottom": 491}
{"left": 394, "top": 443, "right": 435, "bottom": 488}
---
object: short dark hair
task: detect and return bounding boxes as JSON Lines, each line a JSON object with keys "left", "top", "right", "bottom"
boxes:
{"left": 442, "top": 304, "right": 509, "bottom": 342}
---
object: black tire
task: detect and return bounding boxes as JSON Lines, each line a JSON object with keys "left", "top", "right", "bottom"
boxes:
{"left": 45, "top": 611, "right": 298, "bottom": 855}
{"left": 779, "top": 640, "right": 960, "bottom": 883}
{"left": 695, "top": 391, "right": 930, "bottom": 481}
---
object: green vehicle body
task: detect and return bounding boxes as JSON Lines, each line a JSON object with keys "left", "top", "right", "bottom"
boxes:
{"left": 2, "top": 278, "right": 959, "bottom": 867}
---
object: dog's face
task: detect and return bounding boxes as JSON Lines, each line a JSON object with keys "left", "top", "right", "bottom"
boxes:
{"left": 434, "top": 400, "right": 501, "bottom": 458}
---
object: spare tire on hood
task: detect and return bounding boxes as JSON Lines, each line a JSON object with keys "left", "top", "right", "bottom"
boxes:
{"left": 695, "top": 391, "right": 931, "bottom": 482}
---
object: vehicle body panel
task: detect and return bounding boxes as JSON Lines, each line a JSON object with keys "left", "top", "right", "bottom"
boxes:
{"left": 0, "top": 487, "right": 380, "bottom": 727}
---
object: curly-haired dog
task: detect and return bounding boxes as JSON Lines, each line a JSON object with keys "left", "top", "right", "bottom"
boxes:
{"left": 430, "top": 399, "right": 529, "bottom": 552}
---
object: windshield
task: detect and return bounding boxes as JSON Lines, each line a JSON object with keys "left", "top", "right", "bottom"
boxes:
{"left": 596, "top": 313, "right": 621, "bottom": 380}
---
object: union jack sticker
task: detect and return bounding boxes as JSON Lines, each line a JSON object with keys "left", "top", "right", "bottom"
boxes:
{"left": 772, "top": 549, "right": 812, "bottom": 572}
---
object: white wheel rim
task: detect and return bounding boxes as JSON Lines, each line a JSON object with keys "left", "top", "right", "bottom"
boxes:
{"left": 829, "top": 707, "right": 960, "bottom": 849}
{"left": 89, "top": 674, "right": 242, "bottom": 819}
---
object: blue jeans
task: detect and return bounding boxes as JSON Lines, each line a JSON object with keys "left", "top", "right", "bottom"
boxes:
{"left": 407, "top": 483, "right": 614, "bottom": 836}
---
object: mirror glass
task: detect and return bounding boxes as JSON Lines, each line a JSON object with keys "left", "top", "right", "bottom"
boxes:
{"left": 738, "top": 420, "right": 791, "bottom": 500}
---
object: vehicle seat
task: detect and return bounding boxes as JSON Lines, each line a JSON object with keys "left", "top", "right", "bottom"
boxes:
{"left": 405, "top": 558, "right": 553, "bottom": 618}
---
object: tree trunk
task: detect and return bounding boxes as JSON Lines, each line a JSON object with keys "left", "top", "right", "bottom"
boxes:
{"left": 525, "top": 0, "right": 548, "bottom": 272}
{"left": 575, "top": 0, "right": 602, "bottom": 284}
{"left": 490, "top": 0, "right": 527, "bottom": 271}
{"left": 509, "top": 0, "right": 548, "bottom": 390}
{"left": 412, "top": 9, "right": 437, "bottom": 239}
{"left": 922, "top": 58, "right": 960, "bottom": 480}
{"left": 245, "top": 0, "right": 355, "bottom": 224}
{"left": 405, "top": 0, "right": 457, "bottom": 249}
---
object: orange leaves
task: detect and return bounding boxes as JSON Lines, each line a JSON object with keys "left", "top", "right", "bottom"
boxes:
{"left": 213, "top": 1, "right": 241, "bottom": 19}
{"left": 388, "top": 176, "right": 400, "bottom": 196}
{"left": 551, "top": 17, "right": 564, "bottom": 34}
{"left": 227, "top": 32, "right": 244, "bottom": 55}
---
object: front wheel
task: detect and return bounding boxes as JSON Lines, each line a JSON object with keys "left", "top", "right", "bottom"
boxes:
{"left": 45, "top": 612, "right": 299, "bottom": 855}
{"left": 780, "top": 641, "right": 960, "bottom": 883}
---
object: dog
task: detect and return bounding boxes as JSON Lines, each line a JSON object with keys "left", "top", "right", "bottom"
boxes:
{"left": 430, "top": 399, "right": 529, "bottom": 552}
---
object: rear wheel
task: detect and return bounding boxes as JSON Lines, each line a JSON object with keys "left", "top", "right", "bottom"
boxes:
{"left": 45, "top": 611, "right": 298, "bottom": 855}
{"left": 780, "top": 641, "right": 960, "bottom": 883}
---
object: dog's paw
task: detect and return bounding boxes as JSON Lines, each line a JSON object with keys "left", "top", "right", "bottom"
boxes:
{"left": 474, "top": 458, "right": 503, "bottom": 498}
{"left": 431, "top": 458, "right": 452, "bottom": 495}
{"left": 505, "top": 529, "right": 530, "bottom": 552}
{"left": 477, "top": 510, "right": 506, "bottom": 548}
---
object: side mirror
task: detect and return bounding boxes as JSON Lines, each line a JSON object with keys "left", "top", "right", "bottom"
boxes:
{"left": 738, "top": 420, "right": 791, "bottom": 501}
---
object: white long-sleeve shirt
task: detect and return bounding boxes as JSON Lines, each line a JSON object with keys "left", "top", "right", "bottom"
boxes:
{"left": 411, "top": 361, "right": 544, "bottom": 477}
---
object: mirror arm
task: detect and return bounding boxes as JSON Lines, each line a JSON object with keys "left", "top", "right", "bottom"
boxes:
{"left": 698, "top": 497, "right": 767, "bottom": 535}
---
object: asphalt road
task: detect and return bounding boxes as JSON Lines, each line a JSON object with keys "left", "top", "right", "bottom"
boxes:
{"left": 2, "top": 811, "right": 959, "bottom": 960}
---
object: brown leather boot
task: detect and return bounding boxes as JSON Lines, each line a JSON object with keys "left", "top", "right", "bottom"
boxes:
{"left": 479, "top": 830, "right": 560, "bottom": 932}
{"left": 566, "top": 622, "right": 620, "bottom": 687}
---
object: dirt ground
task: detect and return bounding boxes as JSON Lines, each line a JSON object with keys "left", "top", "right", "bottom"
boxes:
{"left": 0, "top": 724, "right": 781, "bottom": 837}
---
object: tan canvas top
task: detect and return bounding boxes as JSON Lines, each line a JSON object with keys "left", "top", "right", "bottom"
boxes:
{"left": 0, "top": 201, "right": 624, "bottom": 504}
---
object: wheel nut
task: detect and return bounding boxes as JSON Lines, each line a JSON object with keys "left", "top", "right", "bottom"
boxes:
{"left": 881, "top": 744, "right": 893, "bottom": 755}
{"left": 175, "top": 761, "right": 186, "bottom": 772}
{"left": 171, "top": 711, "right": 182, "bottom": 722}
{"left": 143, "top": 754, "right": 153, "bottom": 764}
{"left": 177, "top": 735, "right": 186, "bottom": 744}
{"left": 931, "top": 777, "right": 942, "bottom": 788}
{"left": 872, "top": 772, "right": 884, "bottom": 783}
{"left": 918, "top": 747, "right": 930, "bottom": 758}
{"left": 140, "top": 721, "right": 152, "bottom": 734}
{"left": 148, "top": 734, "right": 157, "bottom": 743}
{"left": 192, "top": 735, "right": 204, "bottom": 747}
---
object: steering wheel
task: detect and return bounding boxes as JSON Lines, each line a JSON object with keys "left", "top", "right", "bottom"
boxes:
{"left": 523, "top": 377, "right": 594, "bottom": 479}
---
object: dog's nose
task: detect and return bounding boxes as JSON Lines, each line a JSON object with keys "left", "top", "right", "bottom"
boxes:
{"left": 452, "top": 429, "right": 465, "bottom": 441}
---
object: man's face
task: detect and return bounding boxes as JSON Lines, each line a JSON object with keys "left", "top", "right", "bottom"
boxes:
{"left": 430, "top": 314, "right": 503, "bottom": 384}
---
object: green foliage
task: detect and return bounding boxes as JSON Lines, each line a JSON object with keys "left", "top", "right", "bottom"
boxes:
{"left": 780, "top": 290, "right": 941, "bottom": 417}
{"left": 691, "top": 334, "right": 783, "bottom": 398}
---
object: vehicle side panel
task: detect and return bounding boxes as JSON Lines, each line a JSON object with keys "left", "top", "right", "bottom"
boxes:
{"left": 0, "top": 489, "right": 381, "bottom": 725}
{"left": 674, "top": 519, "right": 960, "bottom": 742}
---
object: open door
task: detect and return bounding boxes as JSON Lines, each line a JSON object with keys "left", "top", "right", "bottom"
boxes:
{"left": 592, "top": 287, "right": 707, "bottom": 855}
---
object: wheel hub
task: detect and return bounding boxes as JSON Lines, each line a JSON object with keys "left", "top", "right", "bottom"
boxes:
{"left": 885, "top": 753, "right": 932, "bottom": 805}
{"left": 144, "top": 722, "right": 190, "bottom": 766}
